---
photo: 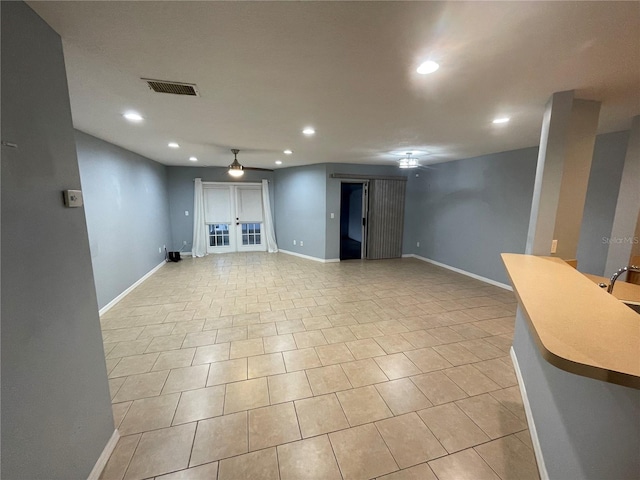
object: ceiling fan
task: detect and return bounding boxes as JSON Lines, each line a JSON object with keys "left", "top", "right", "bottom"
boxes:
{"left": 228, "top": 149, "right": 273, "bottom": 177}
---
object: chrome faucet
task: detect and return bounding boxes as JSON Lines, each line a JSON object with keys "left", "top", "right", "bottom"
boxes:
{"left": 605, "top": 265, "right": 640, "bottom": 294}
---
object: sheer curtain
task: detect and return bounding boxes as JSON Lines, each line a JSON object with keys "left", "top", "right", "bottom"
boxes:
{"left": 262, "top": 179, "right": 278, "bottom": 253}
{"left": 192, "top": 178, "right": 207, "bottom": 257}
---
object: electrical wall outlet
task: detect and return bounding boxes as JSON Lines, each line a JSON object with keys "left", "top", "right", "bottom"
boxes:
{"left": 62, "top": 189, "right": 83, "bottom": 208}
{"left": 158, "top": 247, "right": 162, "bottom": 254}
{"left": 551, "top": 239, "right": 558, "bottom": 254}
{"left": 417, "top": 241, "right": 420, "bottom": 247}
{"left": 293, "top": 240, "right": 296, "bottom": 245}
{"left": 185, "top": 210, "right": 189, "bottom": 216}
{"left": 300, "top": 241, "right": 304, "bottom": 247}
{"left": 330, "top": 213, "right": 335, "bottom": 219}
{"left": 183, "top": 240, "right": 187, "bottom": 245}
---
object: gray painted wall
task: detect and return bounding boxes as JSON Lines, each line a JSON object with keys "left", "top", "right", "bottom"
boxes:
{"left": 167, "top": 167, "right": 275, "bottom": 253}
{"left": 1, "top": 2, "right": 114, "bottom": 478}
{"left": 274, "top": 164, "right": 328, "bottom": 259}
{"left": 404, "top": 132, "right": 629, "bottom": 285}
{"left": 603, "top": 119, "right": 640, "bottom": 277}
{"left": 577, "top": 130, "right": 629, "bottom": 275}
{"left": 512, "top": 310, "right": 640, "bottom": 479}
{"left": 406, "top": 148, "right": 539, "bottom": 285}
{"left": 76, "top": 130, "right": 172, "bottom": 309}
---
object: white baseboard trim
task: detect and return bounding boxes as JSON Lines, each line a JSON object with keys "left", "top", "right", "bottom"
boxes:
{"left": 510, "top": 347, "right": 549, "bottom": 480}
{"left": 87, "top": 429, "right": 120, "bottom": 480}
{"left": 403, "top": 254, "right": 513, "bottom": 291}
{"left": 279, "top": 249, "right": 340, "bottom": 263}
{"left": 99, "top": 261, "right": 166, "bottom": 316}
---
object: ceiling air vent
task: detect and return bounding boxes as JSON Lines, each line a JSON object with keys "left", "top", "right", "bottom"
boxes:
{"left": 142, "top": 78, "right": 199, "bottom": 96}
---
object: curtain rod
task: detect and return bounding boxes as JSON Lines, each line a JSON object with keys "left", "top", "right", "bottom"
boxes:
{"left": 329, "top": 173, "right": 408, "bottom": 181}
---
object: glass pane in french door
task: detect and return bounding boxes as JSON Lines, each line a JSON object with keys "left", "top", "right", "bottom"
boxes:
{"left": 208, "top": 224, "right": 230, "bottom": 247}
{"left": 241, "top": 223, "right": 261, "bottom": 245}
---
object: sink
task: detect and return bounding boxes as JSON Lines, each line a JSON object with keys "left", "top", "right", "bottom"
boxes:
{"left": 624, "top": 303, "right": 640, "bottom": 314}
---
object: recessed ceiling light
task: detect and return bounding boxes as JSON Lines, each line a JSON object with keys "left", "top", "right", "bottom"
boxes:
{"left": 275, "top": 160, "right": 283, "bottom": 165}
{"left": 123, "top": 112, "right": 143, "bottom": 122}
{"left": 302, "top": 127, "right": 315, "bottom": 136}
{"left": 283, "top": 149, "right": 293, "bottom": 155}
{"left": 189, "top": 156, "right": 198, "bottom": 162}
{"left": 492, "top": 117, "right": 510, "bottom": 124}
{"left": 417, "top": 60, "right": 440, "bottom": 75}
{"left": 168, "top": 142, "right": 180, "bottom": 148}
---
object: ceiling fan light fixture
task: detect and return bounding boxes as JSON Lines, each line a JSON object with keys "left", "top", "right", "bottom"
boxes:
{"left": 228, "top": 149, "right": 245, "bottom": 177}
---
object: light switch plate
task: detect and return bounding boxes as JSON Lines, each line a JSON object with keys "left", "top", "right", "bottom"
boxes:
{"left": 63, "top": 189, "right": 83, "bottom": 208}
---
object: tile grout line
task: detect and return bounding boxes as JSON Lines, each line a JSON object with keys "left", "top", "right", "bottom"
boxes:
{"left": 119, "top": 430, "right": 143, "bottom": 480}
{"left": 371, "top": 420, "right": 401, "bottom": 475}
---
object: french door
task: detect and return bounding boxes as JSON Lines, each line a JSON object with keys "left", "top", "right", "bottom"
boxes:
{"left": 203, "top": 183, "right": 265, "bottom": 254}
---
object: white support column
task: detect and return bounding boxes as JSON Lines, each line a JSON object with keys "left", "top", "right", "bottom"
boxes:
{"left": 525, "top": 91, "right": 573, "bottom": 255}
{"left": 552, "top": 99, "right": 601, "bottom": 259}
{"left": 525, "top": 90, "right": 601, "bottom": 258}
{"left": 604, "top": 115, "right": 640, "bottom": 275}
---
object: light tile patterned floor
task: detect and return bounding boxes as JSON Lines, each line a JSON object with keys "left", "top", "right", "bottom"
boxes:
{"left": 99, "top": 253, "right": 540, "bottom": 480}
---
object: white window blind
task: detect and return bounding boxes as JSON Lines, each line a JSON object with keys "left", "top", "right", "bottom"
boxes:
{"left": 204, "top": 187, "right": 232, "bottom": 223}
{"left": 236, "top": 186, "right": 263, "bottom": 222}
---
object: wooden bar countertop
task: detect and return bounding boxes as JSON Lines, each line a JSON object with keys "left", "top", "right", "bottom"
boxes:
{"left": 502, "top": 253, "right": 640, "bottom": 389}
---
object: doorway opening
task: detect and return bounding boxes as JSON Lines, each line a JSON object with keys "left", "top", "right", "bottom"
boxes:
{"left": 340, "top": 182, "right": 368, "bottom": 260}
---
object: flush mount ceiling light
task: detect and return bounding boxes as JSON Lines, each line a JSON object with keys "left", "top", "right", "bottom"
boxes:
{"left": 492, "top": 117, "right": 510, "bottom": 124}
{"left": 275, "top": 160, "right": 283, "bottom": 165}
{"left": 398, "top": 152, "right": 420, "bottom": 169}
{"left": 168, "top": 142, "right": 180, "bottom": 148}
{"left": 417, "top": 60, "right": 440, "bottom": 75}
{"left": 302, "top": 127, "right": 315, "bottom": 136}
{"left": 228, "top": 149, "right": 245, "bottom": 177}
{"left": 123, "top": 111, "right": 143, "bottom": 122}
{"left": 283, "top": 149, "right": 293, "bottom": 155}
{"left": 189, "top": 156, "right": 198, "bottom": 162}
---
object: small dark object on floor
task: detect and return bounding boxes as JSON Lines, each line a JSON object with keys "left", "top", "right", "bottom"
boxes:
{"left": 168, "top": 251, "right": 181, "bottom": 262}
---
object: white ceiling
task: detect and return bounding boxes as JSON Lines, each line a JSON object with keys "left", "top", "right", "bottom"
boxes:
{"left": 28, "top": 1, "right": 640, "bottom": 170}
